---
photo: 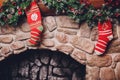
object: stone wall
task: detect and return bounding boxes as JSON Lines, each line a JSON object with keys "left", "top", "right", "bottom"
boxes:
{"left": 0, "top": 16, "right": 120, "bottom": 80}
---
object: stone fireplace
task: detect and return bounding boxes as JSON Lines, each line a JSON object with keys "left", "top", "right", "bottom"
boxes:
{"left": 0, "top": 49, "right": 85, "bottom": 80}
{"left": 0, "top": 16, "right": 120, "bottom": 80}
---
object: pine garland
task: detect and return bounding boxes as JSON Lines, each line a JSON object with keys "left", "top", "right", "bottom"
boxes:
{"left": 0, "top": 0, "right": 31, "bottom": 26}
{"left": 42, "top": 0, "right": 120, "bottom": 27}
{"left": 0, "top": 0, "right": 120, "bottom": 27}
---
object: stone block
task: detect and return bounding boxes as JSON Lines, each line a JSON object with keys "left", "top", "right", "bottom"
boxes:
{"left": 55, "top": 16, "right": 79, "bottom": 29}
{"left": 72, "top": 72, "right": 83, "bottom": 80}
{"left": 20, "top": 22, "right": 30, "bottom": 32}
{"left": 100, "top": 67, "right": 115, "bottom": 80}
{"left": 87, "top": 55, "right": 112, "bottom": 67}
{"left": 56, "top": 32, "right": 68, "bottom": 43}
{"left": 30, "top": 65, "right": 39, "bottom": 80}
{"left": 57, "top": 28, "right": 77, "bottom": 35}
{"left": 43, "top": 32, "right": 54, "bottom": 39}
{"left": 115, "top": 62, "right": 120, "bottom": 80}
{"left": 0, "top": 57, "right": 5, "bottom": 61}
{"left": 40, "top": 53, "right": 50, "bottom": 65}
{"left": 56, "top": 45, "right": 74, "bottom": 55}
{"left": 114, "top": 54, "right": 120, "bottom": 62}
{"left": 48, "top": 66, "right": 52, "bottom": 75}
{"left": 39, "top": 66, "right": 48, "bottom": 80}
{"left": 70, "top": 36, "right": 94, "bottom": 53}
{"left": 0, "top": 35, "right": 13, "bottom": 44}
{"left": 86, "top": 66, "right": 100, "bottom": 80}
{"left": 18, "top": 61, "right": 29, "bottom": 78}
{"left": 43, "top": 16, "right": 57, "bottom": 32}
{"left": 50, "top": 54, "right": 61, "bottom": 66}
{"left": 14, "top": 47, "right": 27, "bottom": 54}
{"left": 16, "top": 33, "right": 30, "bottom": 41}
{"left": 53, "top": 68, "right": 72, "bottom": 76}
{"left": 79, "top": 23, "right": 91, "bottom": 38}
{"left": 71, "top": 49, "right": 86, "bottom": 65}
{"left": 11, "top": 41, "right": 25, "bottom": 50}
{"left": 56, "top": 77, "right": 69, "bottom": 80}
{"left": 0, "top": 46, "right": 11, "bottom": 57}
{"left": 107, "top": 46, "right": 120, "bottom": 53}
{"left": 110, "top": 39, "right": 120, "bottom": 47}
{"left": 34, "top": 59, "right": 42, "bottom": 67}
{"left": 117, "top": 25, "right": 120, "bottom": 38}
{"left": 0, "top": 26, "right": 15, "bottom": 34}
{"left": 113, "top": 25, "right": 118, "bottom": 39}
{"left": 90, "top": 27, "right": 98, "bottom": 41}
{"left": 42, "top": 39, "right": 55, "bottom": 47}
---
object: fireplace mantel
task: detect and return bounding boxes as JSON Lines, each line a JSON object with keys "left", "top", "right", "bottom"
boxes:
{"left": 0, "top": 16, "right": 120, "bottom": 80}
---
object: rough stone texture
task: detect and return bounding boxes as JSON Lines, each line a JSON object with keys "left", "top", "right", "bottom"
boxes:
{"left": 16, "top": 33, "right": 30, "bottom": 41}
{"left": 0, "top": 46, "right": 11, "bottom": 57}
{"left": 87, "top": 55, "right": 112, "bottom": 67}
{"left": 11, "top": 41, "right": 25, "bottom": 50}
{"left": 39, "top": 66, "right": 48, "bottom": 79}
{"left": 117, "top": 25, "right": 120, "bottom": 38}
{"left": 90, "top": 27, "right": 98, "bottom": 41}
{"left": 43, "top": 16, "right": 57, "bottom": 32}
{"left": 56, "top": 45, "right": 74, "bottom": 55}
{"left": 115, "top": 62, "right": 120, "bottom": 80}
{"left": 107, "top": 46, "right": 120, "bottom": 53}
{"left": 18, "top": 61, "right": 29, "bottom": 78}
{"left": 0, "top": 50, "right": 84, "bottom": 80}
{"left": 79, "top": 23, "right": 91, "bottom": 38}
{"left": 113, "top": 25, "right": 118, "bottom": 39}
{"left": 34, "top": 59, "right": 42, "bottom": 66}
{"left": 100, "top": 67, "right": 115, "bottom": 80}
{"left": 57, "top": 28, "right": 77, "bottom": 35}
{"left": 110, "top": 39, "right": 120, "bottom": 47}
{"left": 114, "top": 54, "right": 120, "bottom": 62}
{"left": 42, "top": 39, "right": 55, "bottom": 47}
{"left": 86, "top": 66, "right": 100, "bottom": 80}
{"left": 20, "top": 22, "right": 30, "bottom": 32}
{"left": 40, "top": 53, "right": 50, "bottom": 65}
{"left": 71, "top": 49, "right": 86, "bottom": 64}
{"left": 70, "top": 36, "right": 94, "bottom": 53}
{"left": 56, "top": 32, "right": 68, "bottom": 43}
{"left": 72, "top": 72, "right": 82, "bottom": 80}
{"left": 55, "top": 16, "right": 79, "bottom": 29}
{"left": 43, "top": 32, "right": 54, "bottom": 39}
{"left": 53, "top": 68, "right": 72, "bottom": 76}
{"left": 0, "top": 16, "right": 120, "bottom": 80}
{"left": 0, "top": 26, "right": 15, "bottom": 34}
{"left": 14, "top": 47, "right": 27, "bottom": 54}
{"left": 0, "top": 36, "right": 13, "bottom": 44}
{"left": 30, "top": 65, "right": 40, "bottom": 80}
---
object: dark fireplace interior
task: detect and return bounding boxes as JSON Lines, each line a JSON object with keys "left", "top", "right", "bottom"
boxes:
{"left": 0, "top": 49, "right": 86, "bottom": 80}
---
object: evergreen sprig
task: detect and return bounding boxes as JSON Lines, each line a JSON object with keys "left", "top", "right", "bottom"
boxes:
{"left": 0, "top": 0, "right": 31, "bottom": 26}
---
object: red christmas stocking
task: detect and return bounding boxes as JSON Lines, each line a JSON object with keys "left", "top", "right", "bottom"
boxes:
{"left": 26, "top": 0, "right": 43, "bottom": 46}
{"left": 94, "top": 20, "right": 113, "bottom": 55}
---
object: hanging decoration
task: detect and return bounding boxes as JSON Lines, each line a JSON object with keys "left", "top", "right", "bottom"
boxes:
{"left": 25, "top": 0, "right": 44, "bottom": 46}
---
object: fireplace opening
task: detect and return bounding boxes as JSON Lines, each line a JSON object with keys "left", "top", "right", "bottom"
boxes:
{"left": 0, "top": 49, "right": 86, "bottom": 80}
